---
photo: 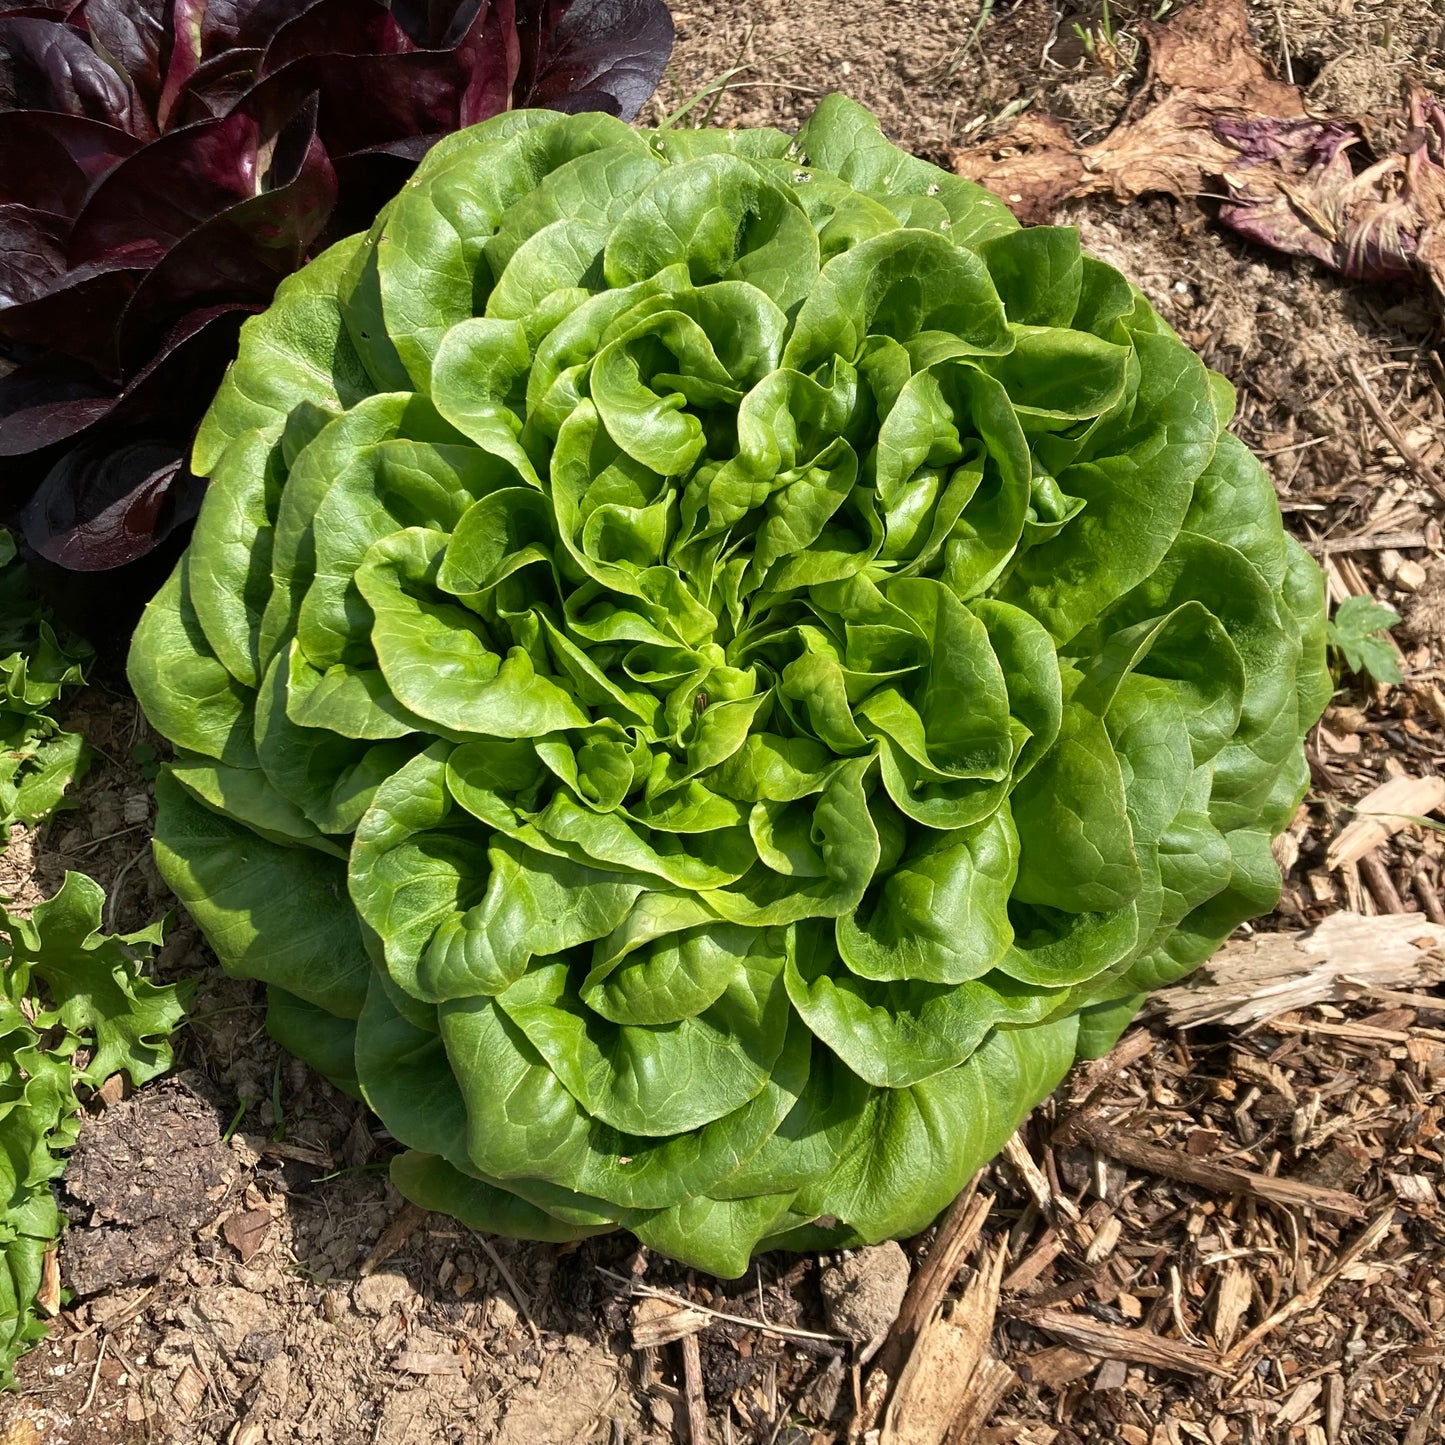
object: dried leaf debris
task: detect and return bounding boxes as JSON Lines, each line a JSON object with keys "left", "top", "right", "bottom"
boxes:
{"left": 951, "top": 0, "right": 1445, "bottom": 306}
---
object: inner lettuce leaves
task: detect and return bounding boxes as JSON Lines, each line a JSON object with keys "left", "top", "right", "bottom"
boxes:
{"left": 127, "top": 96, "right": 1331, "bottom": 1278}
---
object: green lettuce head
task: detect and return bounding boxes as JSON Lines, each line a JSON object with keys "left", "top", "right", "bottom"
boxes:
{"left": 127, "top": 97, "right": 1330, "bottom": 1276}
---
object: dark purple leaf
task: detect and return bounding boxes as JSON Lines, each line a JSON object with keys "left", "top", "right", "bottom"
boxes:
{"left": 0, "top": 15, "right": 151, "bottom": 134}
{"left": 514, "top": 0, "right": 672, "bottom": 121}
{"left": 260, "top": 0, "right": 416, "bottom": 73}
{"left": 323, "top": 147, "right": 414, "bottom": 239}
{"left": 0, "top": 359, "right": 114, "bottom": 454}
{"left": 19, "top": 431, "right": 197, "bottom": 568}
{"left": 0, "top": 301, "right": 247, "bottom": 458}
{"left": 0, "top": 110, "right": 138, "bottom": 214}
{"left": 0, "top": 0, "right": 675, "bottom": 595}
{"left": 0, "top": 202, "right": 68, "bottom": 303}
{"left": 65, "top": 108, "right": 264, "bottom": 262}
{"left": 167, "top": 44, "right": 262, "bottom": 124}
{"left": 197, "top": 0, "right": 324, "bottom": 51}
{"left": 457, "top": 0, "right": 515, "bottom": 127}
{"left": 0, "top": 248, "right": 150, "bottom": 375}
{"left": 152, "top": 0, "right": 201, "bottom": 127}
{"left": 117, "top": 106, "right": 334, "bottom": 365}
{"left": 81, "top": 0, "right": 167, "bottom": 106}
{"left": 390, "top": 0, "right": 485, "bottom": 49}
{"left": 251, "top": 0, "right": 516, "bottom": 156}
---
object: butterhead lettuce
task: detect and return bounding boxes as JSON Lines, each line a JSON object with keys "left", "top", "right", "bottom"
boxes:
{"left": 127, "top": 97, "right": 1330, "bottom": 1276}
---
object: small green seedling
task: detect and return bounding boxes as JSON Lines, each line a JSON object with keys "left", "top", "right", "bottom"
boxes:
{"left": 1328, "top": 594, "right": 1403, "bottom": 686}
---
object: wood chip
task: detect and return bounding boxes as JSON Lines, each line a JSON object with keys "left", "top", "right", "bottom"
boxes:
{"left": 171, "top": 1362, "right": 207, "bottom": 1418}
{"left": 631, "top": 1297, "right": 710, "bottom": 1349}
{"left": 393, "top": 1349, "right": 465, "bottom": 1376}
{"left": 221, "top": 1208, "right": 271, "bottom": 1266}
{"left": 1326, "top": 774, "right": 1445, "bottom": 869}
{"left": 1015, "top": 1309, "right": 1229, "bottom": 1377}
{"left": 35, "top": 1249, "right": 60, "bottom": 1318}
{"left": 680, "top": 1331, "right": 709, "bottom": 1445}
{"left": 258, "top": 1139, "right": 334, "bottom": 1169}
{"left": 1211, "top": 1264, "right": 1252, "bottom": 1351}
{"left": 1387, "top": 1172, "right": 1437, "bottom": 1205}
{"left": 1019, "top": 1345, "right": 1098, "bottom": 1390}
{"left": 1153, "top": 911, "right": 1445, "bottom": 1029}
{"left": 360, "top": 1201, "right": 429, "bottom": 1277}
{"left": 1002, "top": 1228, "right": 1064, "bottom": 1295}
{"left": 1279, "top": 1380, "right": 1324, "bottom": 1427}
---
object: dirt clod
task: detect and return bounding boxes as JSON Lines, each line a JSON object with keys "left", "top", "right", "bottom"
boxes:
{"left": 60, "top": 1078, "right": 235, "bottom": 1298}
{"left": 819, "top": 1242, "right": 911, "bottom": 1341}
{"left": 353, "top": 1268, "right": 416, "bottom": 1317}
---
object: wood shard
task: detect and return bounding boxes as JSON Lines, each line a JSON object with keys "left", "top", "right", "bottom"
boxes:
{"left": 1211, "top": 1264, "right": 1252, "bottom": 1352}
{"left": 1153, "top": 911, "right": 1445, "bottom": 1029}
{"left": 360, "top": 1201, "right": 429, "bottom": 1277}
{"left": 1019, "top": 1345, "right": 1097, "bottom": 1390}
{"left": 1326, "top": 774, "right": 1445, "bottom": 869}
{"left": 1018, "top": 1309, "right": 1229, "bottom": 1377}
{"left": 36, "top": 1249, "right": 60, "bottom": 1318}
{"left": 680, "top": 1331, "right": 709, "bottom": 1445}
{"left": 882, "top": 1243, "right": 1013, "bottom": 1445}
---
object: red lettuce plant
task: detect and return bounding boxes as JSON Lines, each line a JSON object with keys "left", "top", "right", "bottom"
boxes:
{"left": 0, "top": 0, "right": 673, "bottom": 603}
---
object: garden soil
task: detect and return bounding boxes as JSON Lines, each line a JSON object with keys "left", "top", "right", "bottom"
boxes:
{"left": 5, "top": 1, "right": 1445, "bottom": 1441}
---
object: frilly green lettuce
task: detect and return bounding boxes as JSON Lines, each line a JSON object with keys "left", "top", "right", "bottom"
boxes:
{"left": 127, "top": 96, "right": 1330, "bottom": 1277}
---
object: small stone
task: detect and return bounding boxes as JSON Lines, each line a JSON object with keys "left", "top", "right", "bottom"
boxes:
{"left": 353, "top": 1269, "right": 414, "bottom": 1316}
{"left": 818, "top": 1242, "right": 910, "bottom": 1342}
{"left": 1395, "top": 559, "right": 1428, "bottom": 594}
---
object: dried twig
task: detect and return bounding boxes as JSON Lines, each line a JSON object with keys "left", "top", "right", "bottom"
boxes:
{"left": 478, "top": 1237, "right": 542, "bottom": 1346}
{"left": 77, "top": 1334, "right": 109, "bottom": 1415}
{"left": 1308, "top": 530, "right": 1432, "bottom": 556}
{"left": 1344, "top": 357, "right": 1445, "bottom": 503}
{"left": 1359, "top": 853, "right": 1406, "bottom": 914}
{"left": 1057, "top": 1117, "right": 1366, "bottom": 1219}
{"left": 597, "top": 1269, "right": 847, "bottom": 1344}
